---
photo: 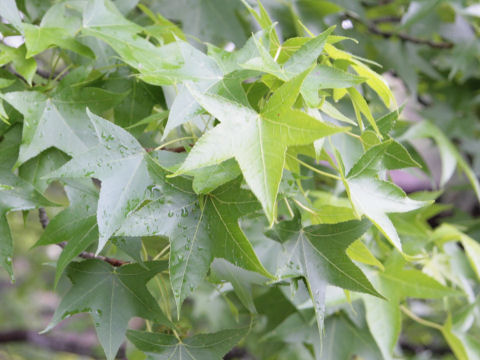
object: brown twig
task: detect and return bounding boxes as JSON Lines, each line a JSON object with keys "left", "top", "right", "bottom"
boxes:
{"left": 372, "top": 16, "right": 401, "bottom": 24}
{"left": 38, "top": 208, "right": 128, "bottom": 267}
{"left": 0, "top": 329, "right": 126, "bottom": 359}
{"left": 344, "top": 12, "right": 454, "bottom": 49}
{"left": 145, "top": 145, "right": 188, "bottom": 153}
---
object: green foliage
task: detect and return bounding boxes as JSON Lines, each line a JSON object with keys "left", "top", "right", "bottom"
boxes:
{"left": 0, "top": 1, "right": 479, "bottom": 359}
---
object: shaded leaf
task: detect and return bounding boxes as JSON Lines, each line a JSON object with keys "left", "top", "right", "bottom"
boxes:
{"left": 127, "top": 326, "right": 248, "bottom": 360}
{"left": 44, "top": 259, "right": 170, "bottom": 360}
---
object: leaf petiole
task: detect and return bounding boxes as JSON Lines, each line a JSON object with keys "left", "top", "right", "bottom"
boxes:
{"left": 287, "top": 153, "right": 341, "bottom": 180}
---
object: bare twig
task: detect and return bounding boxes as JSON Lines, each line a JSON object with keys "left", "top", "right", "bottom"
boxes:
{"left": 372, "top": 16, "right": 401, "bottom": 24}
{"left": 0, "top": 328, "right": 126, "bottom": 359}
{"left": 344, "top": 12, "right": 454, "bottom": 49}
{"left": 38, "top": 208, "right": 129, "bottom": 267}
{"left": 146, "top": 145, "right": 188, "bottom": 153}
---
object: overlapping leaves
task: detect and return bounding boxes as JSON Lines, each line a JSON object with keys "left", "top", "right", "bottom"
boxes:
{"left": 0, "top": 1, "right": 477, "bottom": 360}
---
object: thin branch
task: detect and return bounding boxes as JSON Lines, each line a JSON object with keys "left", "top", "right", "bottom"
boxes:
{"left": 372, "top": 16, "right": 401, "bottom": 24}
{"left": 224, "top": 346, "right": 255, "bottom": 360}
{"left": 344, "top": 12, "right": 453, "bottom": 49}
{"left": 38, "top": 208, "right": 129, "bottom": 267}
{"left": 0, "top": 328, "right": 126, "bottom": 359}
{"left": 146, "top": 145, "right": 188, "bottom": 153}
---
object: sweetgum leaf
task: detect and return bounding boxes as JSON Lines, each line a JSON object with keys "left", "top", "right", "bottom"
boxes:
{"left": 34, "top": 179, "right": 99, "bottom": 287}
{"left": 347, "top": 139, "right": 419, "bottom": 179}
{"left": 342, "top": 142, "right": 429, "bottom": 252}
{"left": 44, "top": 259, "right": 171, "bottom": 360}
{"left": 0, "top": 0, "right": 23, "bottom": 33}
{"left": 117, "top": 175, "right": 272, "bottom": 313}
{"left": 210, "top": 258, "right": 267, "bottom": 312}
{"left": 242, "top": 26, "right": 334, "bottom": 81}
{"left": 0, "top": 44, "right": 37, "bottom": 85}
{"left": 402, "top": 120, "right": 480, "bottom": 201}
{"left": 346, "top": 178, "right": 430, "bottom": 252}
{"left": 0, "top": 125, "right": 56, "bottom": 280}
{"left": 49, "top": 110, "right": 160, "bottom": 253}
{"left": 82, "top": 0, "right": 221, "bottom": 87}
{"left": 154, "top": 0, "right": 248, "bottom": 46}
{"left": 23, "top": 24, "right": 95, "bottom": 59}
{"left": 319, "top": 314, "right": 382, "bottom": 360}
{"left": 266, "top": 208, "right": 381, "bottom": 335}
{"left": 127, "top": 327, "right": 249, "bottom": 360}
{"left": 172, "top": 70, "right": 347, "bottom": 223}
{"left": 2, "top": 74, "right": 125, "bottom": 165}
{"left": 18, "top": 148, "right": 70, "bottom": 193}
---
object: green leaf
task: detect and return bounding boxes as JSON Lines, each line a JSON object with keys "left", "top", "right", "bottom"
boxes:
{"left": 378, "top": 257, "right": 459, "bottom": 299}
{"left": 254, "top": 287, "right": 297, "bottom": 332}
{"left": 117, "top": 176, "right": 272, "bottom": 312}
{"left": 127, "top": 327, "right": 249, "bottom": 360}
{"left": 266, "top": 209, "right": 381, "bottom": 334}
{"left": 0, "top": 0, "right": 23, "bottom": 33}
{"left": 2, "top": 76, "right": 125, "bottom": 165}
{"left": 0, "top": 44, "right": 37, "bottom": 85}
{"left": 34, "top": 179, "right": 99, "bottom": 287}
{"left": 153, "top": 0, "right": 248, "bottom": 46}
{"left": 347, "top": 87, "right": 380, "bottom": 136}
{"left": 347, "top": 239, "right": 384, "bottom": 270}
{"left": 44, "top": 259, "right": 170, "bottom": 360}
{"left": 102, "top": 70, "right": 165, "bottom": 129}
{"left": 402, "top": 120, "right": 480, "bottom": 202}
{"left": 319, "top": 314, "right": 383, "bottom": 360}
{"left": 82, "top": 0, "right": 222, "bottom": 87}
{"left": 365, "top": 107, "right": 401, "bottom": 137}
{"left": 18, "top": 149, "right": 70, "bottom": 193}
{"left": 347, "top": 139, "right": 419, "bottom": 179}
{"left": 343, "top": 143, "right": 428, "bottom": 251}
{"left": 0, "top": 125, "right": 56, "bottom": 280}
{"left": 441, "top": 315, "right": 470, "bottom": 360}
{"left": 346, "top": 178, "right": 430, "bottom": 251}
{"left": 362, "top": 277, "right": 401, "bottom": 360}
{"left": 49, "top": 110, "right": 158, "bottom": 253}
{"left": 433, "top": 224, "right": 480, "bottom": 281}
{"left": 242, "top": 26, "right": 334, "bottom": 81}
{"left": 191, "top": 159, "right": 241, "bottom": 194}
{"left": 302, "top": 65, "right": 366, "bottom": 107}
{"left": 210, "top": 258, "right": 267, "bottom": 312}
{"left": 282, "top": 26, "right": 334, "bottom": 77}
{"left": 172, "top": 70, "right": 347, "bottom": 223}
{"left": 23, "top": 24, "right": 95, "bottom": 59}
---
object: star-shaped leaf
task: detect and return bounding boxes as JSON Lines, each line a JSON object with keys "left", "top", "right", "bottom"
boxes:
{"left": 117, "top": 173, "right": 272, "bottom": 313}
{"left": 341, "top": 140, "right": 429, "bottom": 251}
{"left": 23, "top": 23, "right": 95, "bottom": 59}
{"left": 2, "top": 73, "right": 125, "bottom": 165}
{"left": 43, "top": 259, "right": 171, "bottom": 360}
{"left": 0, "top": 125, "right": 56, "bottom": 280}
{"left": 243, "top": 26, "right": 334, "bottom": 81}
{"left": 172, "top": 70, "right": 348, "bottom": 223}
{"left": 49, "top": 110, "right": 158, "bottom": 253}
{"left": 127, "top": 327, "right": 249, "bottom": 360}
{"left": 82, "top": 0, "right": 221, "bottom": 87}
{"left": 266, "top": 209, "right": 381, "bottom": 334}
{"left": 163, "top": 31, "right": 271, "bottom": 139}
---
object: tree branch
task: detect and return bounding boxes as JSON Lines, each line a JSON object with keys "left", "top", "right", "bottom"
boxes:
{"left": 344, "top": 12, "right": 454, "bottom": 49}
{"left": 0, "top": 328, "right": 126, "bottom": 359}
{"left": 145, "top": 145, "right": 188, "bottom": 153}
{"left": 38, "top": 208, "right": 129, "bottom": 267}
